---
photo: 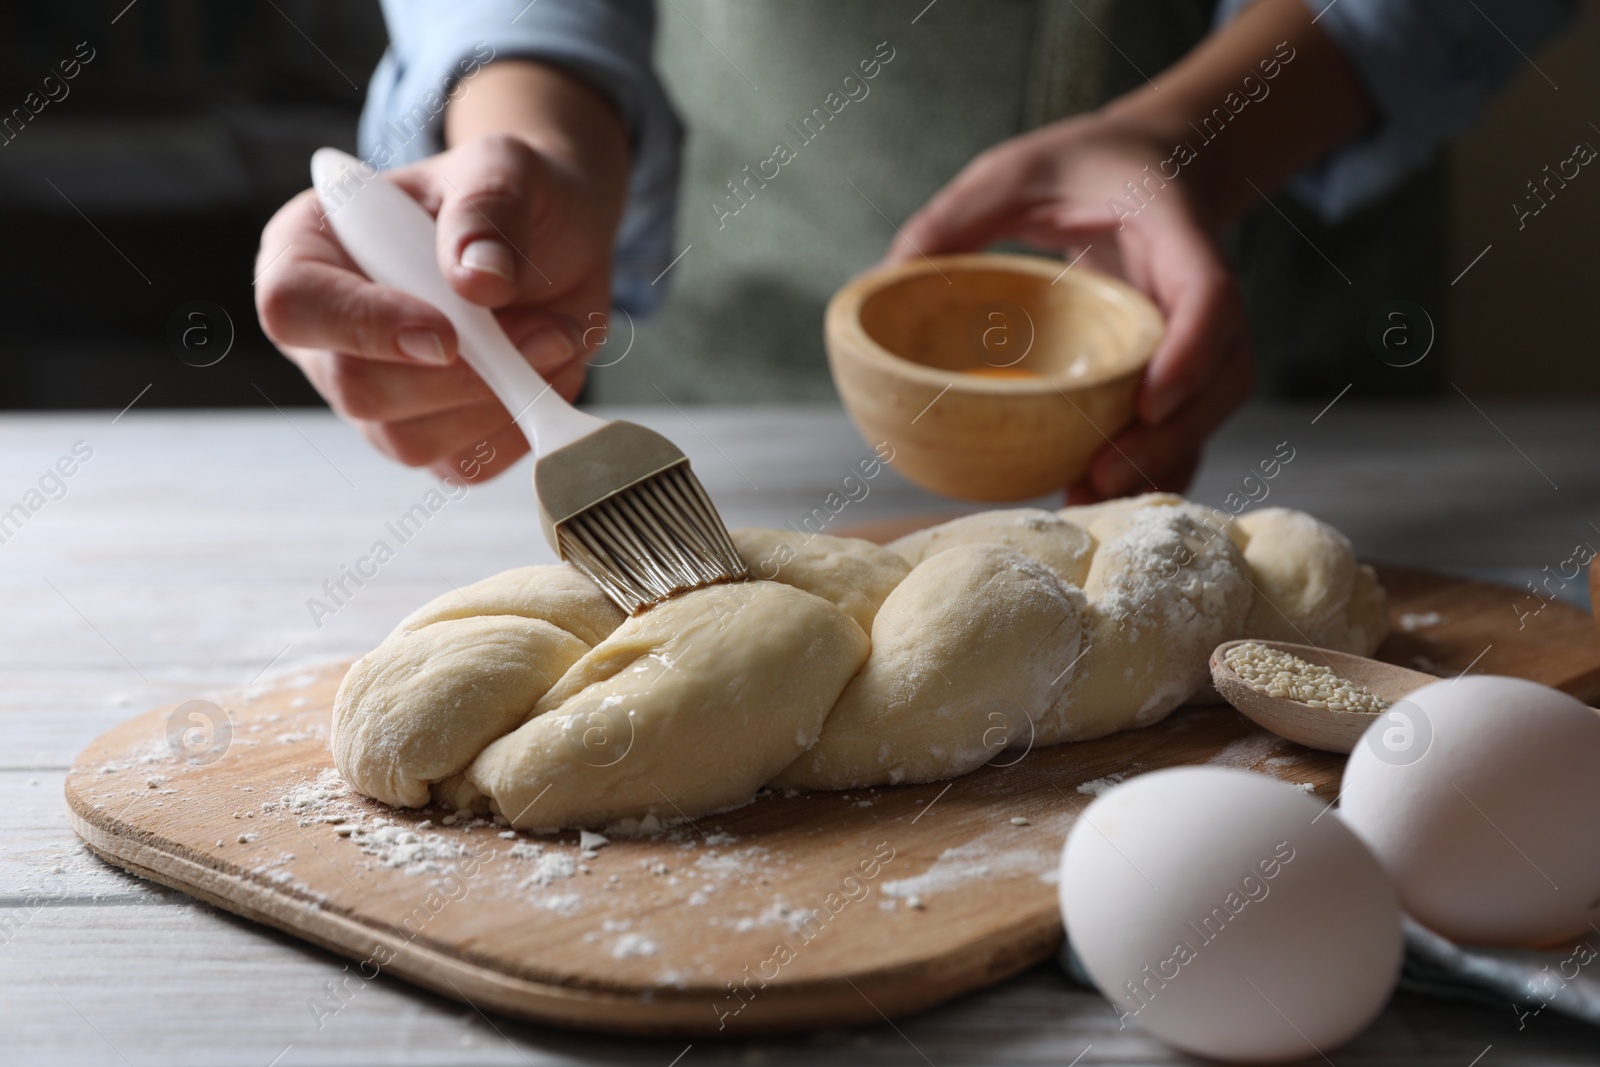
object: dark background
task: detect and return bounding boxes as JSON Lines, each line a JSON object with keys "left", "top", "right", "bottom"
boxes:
{"left": 0, "top": 1, "right": 385, "bottom": 410}
{"left": 2, "top": 1, "right": 1595, "bottom": 411}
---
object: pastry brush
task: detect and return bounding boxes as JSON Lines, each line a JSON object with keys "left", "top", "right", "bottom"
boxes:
{"left": 310, "top": 148, "right": 748, "bottom": 613}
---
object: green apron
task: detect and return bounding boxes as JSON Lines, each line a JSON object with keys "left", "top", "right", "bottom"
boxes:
{"left": 589, "top": 0, "right": 1446, "bottom": 404}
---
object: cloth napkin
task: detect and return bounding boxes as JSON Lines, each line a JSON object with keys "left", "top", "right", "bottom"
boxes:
{"left": 1059, "top": 918, "right": 1600, "bottom": 1027}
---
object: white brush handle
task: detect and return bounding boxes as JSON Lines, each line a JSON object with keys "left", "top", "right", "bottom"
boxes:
{"left": 309, "top": 148, "right": 607, "bottom": 456}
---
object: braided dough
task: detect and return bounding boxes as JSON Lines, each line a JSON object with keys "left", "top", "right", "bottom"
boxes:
{"left": 332, "top": 495, "right": 1388, "bottom": 830}
{"left": 773, "top": 543, "right": 1085, "bottom": 790}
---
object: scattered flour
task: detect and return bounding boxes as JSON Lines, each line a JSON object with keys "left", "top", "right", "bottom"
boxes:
{"left": 612, "top": 933, "right": 659, "bottom": 958}
{"left": 1210, "top": 732, "right": 1291, "bottom": 770}
{"left": 248, "top": 850, "right": 316, "bottom": 896}
{"left": 882, "top": 841, "right": 1055, "bottom": 900}
{"left": 695, "top": 846, "right": 770, "bottom": 876}
{"left": 245, "top": 757, "right": 879, "bottom": 947}
{"left": 522, "top": 851, "right": 578, "bottom": 888}
{"left": 535, "top": 893, "right": 583, "bottom": 916}
{"left": 98, "top": 738, "right": 175, "bottom": 775}
{"left": 1398, "top": 611, "right": 1442, "bottom": 633}
{"left": 733, "top": 902, "right": 813, "bottom": 934}
{"left": 1076, "top": 774, "right": 1125, "bottom": 797}
{"left": 281, "top": 769, "right": 360, "bottom": 825}
{"left": 351, "top": 820, "right": 478, "bottom": 876}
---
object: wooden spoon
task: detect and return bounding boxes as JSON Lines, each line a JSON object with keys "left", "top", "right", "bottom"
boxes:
{"left": 1209, "top": 639, "right": 1441, "bottom": 754}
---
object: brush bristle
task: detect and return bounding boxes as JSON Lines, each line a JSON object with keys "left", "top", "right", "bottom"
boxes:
{"left": 556, "top": 464, "right": 749, "bottom": 613}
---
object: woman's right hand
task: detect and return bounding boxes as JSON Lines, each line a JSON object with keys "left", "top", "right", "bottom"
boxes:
{"left": 254, "top": 63, "right": 630, "bottom": 484}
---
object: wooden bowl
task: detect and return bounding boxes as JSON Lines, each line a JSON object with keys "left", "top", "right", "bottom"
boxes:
{"left": 1209, "top": 639, "right": 1442, "bottom": 754}
{"left": 825, "top": 253, "right": 1163, "bottom": 501}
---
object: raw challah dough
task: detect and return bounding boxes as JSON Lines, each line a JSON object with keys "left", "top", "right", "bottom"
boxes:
{"left": 333, "top": 616, "right": 590, "bottom": 808}
{"left": 731, "top": 528, "right": 909, "bottom": 632}
{"left": 1037, "top": 504, "right": 1251, "bottom": 744}
{"left": 1058, "top": 492, "right": 1186, "bottom": 542}
{"left": 389, "top": 563, "right": 627, "bottom": 645}
{"left": 888, "top": 508, "right": 1095, "bottom": 587}
{"left": 773, "top": 544, "right": 1085, "bottom": 790}
{"left": 333, "top": 563, "right": 625, "bottom": 808}
{"left": 332, "top": 495, "right": 1387, "bottom": 829}
{"left": 464, "top": 582, "right": 869, "bottom": 831}
{"left": 1230, "top": 507, "right": 1388, "bottom": 655}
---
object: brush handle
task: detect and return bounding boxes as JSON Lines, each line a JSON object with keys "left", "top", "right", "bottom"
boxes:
{"left": 309, "top": 148, "right": 607, "bottom": 457}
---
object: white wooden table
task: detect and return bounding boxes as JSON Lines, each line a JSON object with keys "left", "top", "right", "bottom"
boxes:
{"left": 4, "top": 401, "right": 1598, "bottom": 1066}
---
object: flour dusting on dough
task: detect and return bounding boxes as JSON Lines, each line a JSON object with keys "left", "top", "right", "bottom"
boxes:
{"left": 327, "top": 497, "right": 1384, "bottom": 829}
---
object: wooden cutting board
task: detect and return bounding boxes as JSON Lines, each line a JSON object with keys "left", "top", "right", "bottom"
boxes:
{"left": 66, "top": 547, "right": 1600, "bottom": 1037}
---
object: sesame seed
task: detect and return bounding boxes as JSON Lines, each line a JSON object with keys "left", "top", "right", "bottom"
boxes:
{"left": 1224, "top": 642, "right": 1389, "bottom": 714}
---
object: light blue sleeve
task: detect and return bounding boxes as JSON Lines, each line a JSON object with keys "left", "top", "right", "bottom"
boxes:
{"left": 1215, "top": 0, "right": 1578, "bottom": 222}
{"left": 358, "top": 0, "right": 682, "bottom": 315}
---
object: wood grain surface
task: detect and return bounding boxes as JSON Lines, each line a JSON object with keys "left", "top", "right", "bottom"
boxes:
{"left": 13, "top": 403, "right": 1600, "bottom": 1065}
{"left": 64, "top": 558, "right": 1600, "bottom": 1038}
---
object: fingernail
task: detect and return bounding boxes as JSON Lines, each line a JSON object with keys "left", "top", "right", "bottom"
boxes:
{"left": 397, "top": 328, "right": 451, "bottom": 364}
{"left": 519, "top": 328, "right": 576, "bottom": 374}
{"left": 460, "top": 239, "right": 515, "bottom": 282}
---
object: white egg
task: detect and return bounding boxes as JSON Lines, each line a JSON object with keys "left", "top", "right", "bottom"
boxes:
{"left": 1341, "top": 675, "right": 1600, "bottom": 948}
{"left": 1060, "top": 767, "right": 1401, "bottom": 1063}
